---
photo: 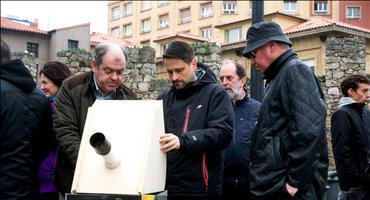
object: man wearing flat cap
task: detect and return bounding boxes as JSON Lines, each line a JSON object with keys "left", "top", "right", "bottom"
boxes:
{"left": 244, "top": 21, "right": 328, "bottom": 199}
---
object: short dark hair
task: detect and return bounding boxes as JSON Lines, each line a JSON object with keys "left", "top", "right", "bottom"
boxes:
{"left": 39, "top": 61, "right": 72, "bottom": 87}
{"left": 1, "top": 40, "right": 11, "bottom": 64}
{"left": 340, "top": 74, "right": 370, "bottom": 97}
{"left": 94, "top": 43, "right": 128, "bottom": 67}
{"left": 163, "top": 41, "right": 194, "bottom": 64}
{"left": 221, "top": 60, "right": 246, "bottom": 78}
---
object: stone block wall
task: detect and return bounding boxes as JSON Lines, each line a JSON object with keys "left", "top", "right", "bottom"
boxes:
{"left": 193, "top": 42, "right": 221, "bottom": 78}
{"left": 324, "top": 34, "right": 367, "bottom": 170}
{"left": 56, "top": 48, "right": 93, "bottom": 74}
{"left": 12, "top": 51, "right": 38, "bottom": 81}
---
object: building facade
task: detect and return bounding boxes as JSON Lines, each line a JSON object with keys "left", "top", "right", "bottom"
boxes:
{"left": 107, "top": 0, "right": 370, "bottom": 56}
{"left": 1, "top": 17, "right": 90, "bottom": 73}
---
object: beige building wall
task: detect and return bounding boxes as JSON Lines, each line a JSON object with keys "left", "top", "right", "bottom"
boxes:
{"left": 291, "top": 35, "right": 326, "bottom": 76}
{"left": 49, "top": 24, "right": 90, "bottom": 60}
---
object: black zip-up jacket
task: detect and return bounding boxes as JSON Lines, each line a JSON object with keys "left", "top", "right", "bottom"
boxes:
{"left": 331, "top": 102, "right": 370, "bottom": 190}
{"left": 223, "top": 93, "right": 261, "bottom": 183}
{"left": 0, "top": 59, "right": 53, "bottom": 200}
{"left": 249, "top": 49, "right": 328, "bottom": 199}
{"left": 159, "top": 63, "right": 234, "bottom": 197}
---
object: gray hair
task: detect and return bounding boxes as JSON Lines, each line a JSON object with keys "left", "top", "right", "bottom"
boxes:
{"left": 94, "top": 43, "right": 128, "bottom": 67}
{"left": 221, "top": 59, "right": 246, "bottom": 78}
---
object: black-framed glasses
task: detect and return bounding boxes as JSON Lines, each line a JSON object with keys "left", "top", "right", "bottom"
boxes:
{"left": 249, "top": 51, "right": 256, "bottom": 59}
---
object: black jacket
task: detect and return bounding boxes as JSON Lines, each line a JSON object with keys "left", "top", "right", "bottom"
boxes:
{"left": 224, "top": 93, "right": 260, "bottom": 183}
{"left": 159, "top": 63, "right": 234, "bottom": 197}
{"left": 0, "top": 59, "right": 53, "bottom": 200}
{"left": 331, "top": 102, "right": 370, "bottom": 190}
{"left": 249, "top": 50, "right": 328, "bottom": 199}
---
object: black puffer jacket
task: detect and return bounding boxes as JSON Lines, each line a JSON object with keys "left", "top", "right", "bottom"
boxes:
{"left": 159, "top": 63, "right": 234, "bottom": 197}
{"left": 249, "top": 50, "right": 328, "bottom": 199}
{"left": 331, "top": 102, "right": 370, "bottom": 190}
{"left": 0, "top": 59, "right": 53, "bottom": 200}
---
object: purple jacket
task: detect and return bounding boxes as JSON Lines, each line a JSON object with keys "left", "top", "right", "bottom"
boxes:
{"left": 38, "top": 97, "right": 58, "bottom": 193}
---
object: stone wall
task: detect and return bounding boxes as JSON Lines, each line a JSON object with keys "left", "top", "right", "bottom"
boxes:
{"left": 12, "top": 51, "right": 38, "bottom": 81}
{"left": 123, "top": 46, "right": 160, "bottom": 99}
{"left": 56, "top": 48, "right": 93, "bottom": 74}
{"left": 193, "top": 42, "right": 221, "bottom": 78}
{"left": 324, "top": 34, "right": 367, "bottom": 170}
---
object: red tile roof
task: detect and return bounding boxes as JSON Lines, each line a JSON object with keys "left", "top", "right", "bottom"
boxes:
{"left": 215, "top": 11, "right": 307, "bottom": 28}
{"left": 0, "top": 17, "right": 48, "bottom": 35}
{"left": 221, "top": 16, "right": 370, "bottom": 48}
{"left": 285, "top": 16, "right": 370, "bottom": 34}
{"left": 153, "top": 33, "right": 209, "bottom": 42}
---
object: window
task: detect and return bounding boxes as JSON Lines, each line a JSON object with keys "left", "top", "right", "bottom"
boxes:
{"left": 302, "top": 59, "right": 315, "bottom": 73}
{"left": 123, "top": 24, "right": 132, "bottom": 37}
{"left": 346, "top": 6, "right": 360, "bottom": 19}
{"left": 141, "top": 19, "right": 151, "bottom": 33}
{"left": 223, "top": 1, "right": 236, "bottom": 14}
{"left": 141, "top": 1, "right": 151, "bottom": 11}
{"left": 111, "top": 27, "right": 119, "bottom": 37}
{"left": 159, "top": 1, "right": 170, "bottom": 7}
{"left": 200, "top": 27, "right": 212, "bottom": 38}
{"left": 68, "top": 40, "right": 78, "bottom": 49}
{"left": 159, "top": 14, "right": 169, "bottom": 29}
{"left": 27, "top": 42, "right": 38, "bottom": 57}
{"left": 112, "top": 6, "right": 120, "bottom": 20}
{"left": 180, "top": 8, "right": 191, "bottom": 24}
{"left": 314, "top": 1, "right": 327, "bottom": 13}
{"left": 201, "top": 3, "right": 213, "bottom": 18}
{"left": 162, "top": 43, "right": 170, "bottom": 54}
{"left": 123, "top": 2, "right": 133, "bottom": 16}
{"left": 226, "top": 27, "right": 242, "bottom": 43}
{"left": 283, "top": 0, "right": 297, "bottom": 13}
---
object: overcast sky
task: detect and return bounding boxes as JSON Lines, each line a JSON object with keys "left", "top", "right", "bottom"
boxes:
{"left": 1, "top": 1, "right": 108, "bottom": 33}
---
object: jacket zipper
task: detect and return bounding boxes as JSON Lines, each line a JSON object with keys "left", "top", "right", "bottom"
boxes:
{"left": 182, "top": 106, "right": 208, "bottom": 192}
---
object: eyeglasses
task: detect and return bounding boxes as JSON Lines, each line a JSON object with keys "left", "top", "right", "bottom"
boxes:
{"left": 249, "top": 51, "right": 256, "bottom": 59}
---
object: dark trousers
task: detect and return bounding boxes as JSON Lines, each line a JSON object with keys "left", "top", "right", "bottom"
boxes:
{"left": 168, "top": 195, "right": 221, "bottom": 200}
{"left": 39, "top": 192, "right": 59, "bottom": 200}
{"left": 222, "top": 180, "right": 249, "bottom": 200}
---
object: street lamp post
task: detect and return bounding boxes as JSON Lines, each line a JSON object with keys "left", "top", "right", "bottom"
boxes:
{"left": 249, "top": 0, "right": 264, "bottom": 101}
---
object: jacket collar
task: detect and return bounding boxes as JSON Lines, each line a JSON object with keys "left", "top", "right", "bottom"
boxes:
{"left": 263, "top": 48, "right": 297, "bottom": 85}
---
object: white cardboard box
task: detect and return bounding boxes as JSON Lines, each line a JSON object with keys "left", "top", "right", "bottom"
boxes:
{"left": 71, "top": 100, "right": 166, "bottom": 195}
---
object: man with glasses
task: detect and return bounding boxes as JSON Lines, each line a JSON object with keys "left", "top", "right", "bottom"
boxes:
{"left": 243, "top": 21, "right": 328, "bottom": 200}
{"left": 53, "top": 42, "right": 137, "bottom": 195}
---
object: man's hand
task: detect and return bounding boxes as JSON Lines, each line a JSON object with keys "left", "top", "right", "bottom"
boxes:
{"left": 159, "top": 133, "right": 180, "bottom": 153}
{"left": 286, "top": 183, "right": 298, "bottom": 197}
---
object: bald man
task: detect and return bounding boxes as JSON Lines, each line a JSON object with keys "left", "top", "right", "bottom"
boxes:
{"left": 53, "top": 43, "right": 137, "bottom": 194}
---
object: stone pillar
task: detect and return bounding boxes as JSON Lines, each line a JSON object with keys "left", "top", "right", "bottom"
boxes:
{"left": 56, "top": 49, "right": 92, "bottom": 74}
{"left": 325, "top": 34, "right": 366, "bottom": 170}
{"left": 192, "top": 42, "right": 221, "bottom": 78}
{"left": 12, "top": 51, "right": 38, "bottom": 81}
{"left": 124, "top": 46, "right": 157, "bottom": 99}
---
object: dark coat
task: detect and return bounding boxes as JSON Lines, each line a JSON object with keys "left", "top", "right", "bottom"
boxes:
{"left": 249, "top": 50, "right": 328, "bottom": 200}
{"left": 331, "top": 103, "right": 370, "bottom": 190}
{"left": 159, "top": 63, "right": 234, "bottom": 197}
{"left": 53, "top": 71, "right": 136, "bottom": 193}
{"left": 223, "top": 93, "right": 261, "bottom": 183}
{"left": 0, "top": 59, "right": 53, "bottom": 200}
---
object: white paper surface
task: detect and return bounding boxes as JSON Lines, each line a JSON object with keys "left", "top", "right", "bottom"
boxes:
{"left": 71, "top": 100, "right": 166, "bottom": 195}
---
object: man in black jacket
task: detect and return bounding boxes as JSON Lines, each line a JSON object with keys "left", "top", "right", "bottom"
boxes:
{"left": 0, "top": 40, "right": 53, "bottom": 200}
{"left": 331, "top": 75, "right": 370, "bottom": 200}
{"left": 243, "top": 22, "right": 328, "bottom": 200}
{"left": 158, "top": 41, "right": 234, "bottom": 200}
{"left": 219, "top": 60, "right": 261, "bottom": 200}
